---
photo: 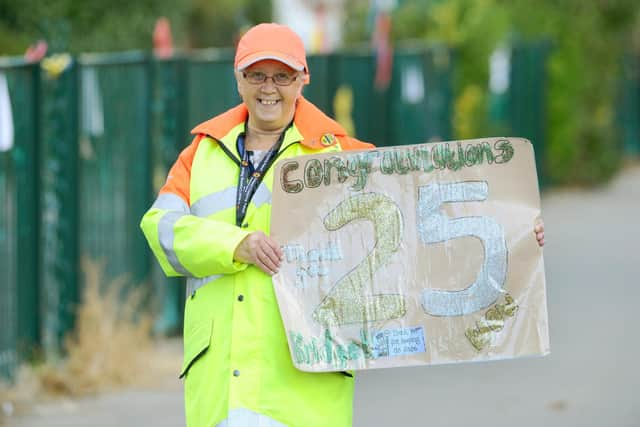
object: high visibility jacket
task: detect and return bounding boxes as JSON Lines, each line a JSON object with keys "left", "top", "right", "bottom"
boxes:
{"left": 140, "top": 97, "right": 374, "bottom": 427}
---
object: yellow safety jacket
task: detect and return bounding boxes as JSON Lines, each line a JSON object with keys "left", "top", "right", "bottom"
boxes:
{"left": 140, "top": 97, "right": 373, "bottom": 427}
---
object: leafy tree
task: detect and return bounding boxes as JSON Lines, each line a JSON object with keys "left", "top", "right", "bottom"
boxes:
{"left": 186, "top": 0, "right": 271, "bottom": 48}
{"left": 0, "top": 0, "right": 271, "bottom": 55}
{"left": 504, "top": 0, "right": 640, "bottom": 184}
{"left": 344, "top": 0, "right": 640, "bottom": 185}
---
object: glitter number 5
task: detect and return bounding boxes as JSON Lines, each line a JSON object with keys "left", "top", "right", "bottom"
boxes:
{"left": 417, "top": 181, "right": 507, "bottom": 316}
{"left": 313, "top": 193, "right": 406, "bottom": 327}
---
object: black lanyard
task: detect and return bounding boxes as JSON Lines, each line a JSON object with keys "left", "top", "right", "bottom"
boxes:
{"left": 235, "top": 130, "right": 285, "bottom": 227}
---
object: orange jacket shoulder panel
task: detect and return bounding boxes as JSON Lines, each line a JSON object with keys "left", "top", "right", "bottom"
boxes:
{"left": 339, "top": 136, "right": 375, "bottom": 151}
{"left": 158, "top": 134, "right": 206, "bottom": 205}
{"left": 190, "top": 104, "right": 248, "bottom": 140}
{"left": 292, "top": 98, "right": 347, "bottom": 149}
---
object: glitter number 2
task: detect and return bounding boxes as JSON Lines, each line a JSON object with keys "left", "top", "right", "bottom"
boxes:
{"left": 417, "top": 181, "right": 507, "bottom": 316}
{"left": 313, "top": 193, "right": 406, "bottom": 327}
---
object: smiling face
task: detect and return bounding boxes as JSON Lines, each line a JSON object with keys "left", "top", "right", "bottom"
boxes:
{"left": 236, "top": 60, "right": 305, "bottom": 132}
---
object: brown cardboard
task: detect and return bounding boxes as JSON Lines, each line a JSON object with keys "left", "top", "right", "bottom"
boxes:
{"left": 270, "top": 137, "right": 549, "bottom": 372}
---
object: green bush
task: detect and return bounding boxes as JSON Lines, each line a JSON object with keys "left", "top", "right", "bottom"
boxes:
{"left": 0, "top": 0, "right": 271, "bottom": 55}
{"left": 344, "top": 0, "right": 640, "bottom": 186}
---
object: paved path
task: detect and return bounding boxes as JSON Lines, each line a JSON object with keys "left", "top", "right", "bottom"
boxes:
{"left": 7, "top": 165, "right": 640, "bottom": 427}
{"left": 354, "top": 164, "right": 640, "bottom": 427}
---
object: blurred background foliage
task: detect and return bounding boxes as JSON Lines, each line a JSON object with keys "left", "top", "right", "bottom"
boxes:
{"left": 0, "top": 0, "right": 185, "bottom": 53}
{"left": 0, "top": 0, "right": 639, "bottom": 185}
{"left": 0, "top": 0, "right": 270, "bottom": 53}
{"left": 344, "top": 0, "right": 640, "bottom": 185}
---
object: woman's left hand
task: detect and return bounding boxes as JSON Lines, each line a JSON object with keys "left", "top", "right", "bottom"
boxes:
{"left": 535, "top": 221, "right": 545, "bottom": 247}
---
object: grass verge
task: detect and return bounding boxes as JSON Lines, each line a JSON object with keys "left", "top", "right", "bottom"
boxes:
{"left": 0, "top": 257, "right": 182, "bottom": 423}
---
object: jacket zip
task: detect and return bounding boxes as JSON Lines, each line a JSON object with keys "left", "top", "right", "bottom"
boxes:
{"left": 217, "top": 138, "right": 352, "bottom": 378}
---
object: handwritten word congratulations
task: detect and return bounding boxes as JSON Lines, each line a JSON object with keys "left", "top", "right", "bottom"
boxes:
{"left": 280, "top": 139, "right": 514, "bottom": 193}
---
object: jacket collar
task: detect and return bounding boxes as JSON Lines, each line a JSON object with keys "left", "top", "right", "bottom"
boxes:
{"left": 190, "top": 97, "right": 346, "bottom": 149}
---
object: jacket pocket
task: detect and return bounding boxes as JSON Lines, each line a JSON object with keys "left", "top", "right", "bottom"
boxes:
{"left": 180, "top": 318, "right": 213, "bottom": 379}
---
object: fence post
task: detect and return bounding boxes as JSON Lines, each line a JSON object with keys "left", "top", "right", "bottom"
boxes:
{"left": 508, "top": 41, "right": 551, "bottom": 188}
{"left": 0, "top": 59, "right": 43, "bottom": 380}
{"left": 16, "top": 62, "right": 42, "bottom": 360}
{"left": 40, "top": 57, "right": 80, "bottom": 356}
{"left": 618, "top": 53, "right": 640, "bottom": 156}
{"left": 151, "top": 56, "right": 188, "bottom": 334}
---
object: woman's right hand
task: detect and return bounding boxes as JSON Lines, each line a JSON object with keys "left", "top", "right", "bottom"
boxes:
{"left": 234, "top": 231, "right": 283, "bottom": 275}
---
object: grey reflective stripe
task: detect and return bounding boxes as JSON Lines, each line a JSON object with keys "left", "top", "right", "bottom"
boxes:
{"left": 186, "top": 274, "right": 222, "bottom": 295}
{"left": 191, "top": 187, "right": 237, "bottom": 217}
{"left": 215, "top": 408, "right": 289, "bottom": 427}
{"left": 190, "top": 184, "right": 272, "bottom": 218}
{"left": 151, "top": 193, "right": 189, "bottom": 213}
{"left": 158, "top": 211, "right": 191, "bottom": 276}
{"left": 252, "top": 182, "right": 272, "bottom": 208}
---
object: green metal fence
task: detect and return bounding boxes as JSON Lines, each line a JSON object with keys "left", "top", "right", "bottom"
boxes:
{"left": 78, "top": 52, "right": 151, "bottom": 287}
{"left": 619, "top": 53, "right": 640, "bottom": 156}
{"left": 0, "top": 60, "right": 40, "bottom": 379}
{"left": 150, "top": 57, "right": 188, "bottom": 334}
{"left": 3, "top": 42, "right": 621, "bottom": 381}
{"left": 39, "top": 59, "right": 79, "bottom": 356}
{"left": 389, "top": 44, "right": 454, "bottom": 145}
{"left": 0, "top": 142, "right": 16, "bottom": 380}
{"left": 508, "top": 41, "right": 551, "bottom": 187}
{"left": 186, "top": 49, "right": 240, "bottom": 126}
{"left": 329, "top": 51, "right": 390, "bottom": 144}
{"left": 486, "top": 41, "right": 551, "bottom": 187}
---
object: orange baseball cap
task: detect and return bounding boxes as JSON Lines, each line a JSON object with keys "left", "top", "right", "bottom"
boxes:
{"left": 235, "top": 23, "right": 309, "bottom": 76}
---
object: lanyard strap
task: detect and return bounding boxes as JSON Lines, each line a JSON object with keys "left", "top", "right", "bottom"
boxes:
{"left": 235, "top": 131, "right": 285, "bottom": 226}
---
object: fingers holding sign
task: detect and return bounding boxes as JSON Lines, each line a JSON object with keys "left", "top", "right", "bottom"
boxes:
{"left": 534, "top": 220, "right": 545, "bottom": 247}
{"left": 234, "top": 231, "right": 283, "bottom": 275}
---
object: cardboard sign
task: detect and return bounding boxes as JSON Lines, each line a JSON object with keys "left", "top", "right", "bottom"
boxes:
{"left": 270, "top": 137, "right": 549, "bottom": 372}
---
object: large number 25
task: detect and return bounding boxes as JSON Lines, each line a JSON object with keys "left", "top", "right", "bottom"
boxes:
{"left": 313, "top": 193, "right": 406, "bottom": 327}
{"left": 417, "top": 181, "right": 507, "bottom": 316}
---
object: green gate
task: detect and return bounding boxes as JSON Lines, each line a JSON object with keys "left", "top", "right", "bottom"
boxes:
{"left": 150, "top": 57, "right": 188, "bottom": 334}
{"left": 77, "top": 51, "right": 152, "bottom": 305}
{"left": 389, "top": 44, "right": 454, "bottom": 146}
{"left": 0, "top": 59, "right": 40, "bottom": 378}
{"left": 508, "top": 41, "right": 551, "bottom": 187}
{"left": 186, "top": 49, "right": 240, "bottom": 126}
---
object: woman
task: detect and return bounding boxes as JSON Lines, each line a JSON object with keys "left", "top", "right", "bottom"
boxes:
{"left": 140, "top": 23, "right": 546, "bottom": 427}
{"left": 141, "top": 23, "right": 374, "bottom": 427}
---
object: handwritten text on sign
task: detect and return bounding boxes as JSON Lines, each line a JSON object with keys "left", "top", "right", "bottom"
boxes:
{"left": 270, "top": 138, "right": 549, "bottom": 372}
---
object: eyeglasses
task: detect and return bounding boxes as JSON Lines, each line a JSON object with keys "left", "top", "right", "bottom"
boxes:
{"left": 242, "top": 71, "right": 299, "bottom": 86}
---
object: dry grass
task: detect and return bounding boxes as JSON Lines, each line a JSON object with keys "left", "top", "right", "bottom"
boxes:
{"left": 38, "top": 257, "right": 157, "bottom": 396}
{"left": 0, "top": 257, "right": 182, "bottom": 423}
{"left": 0, "top": 366, "right": 42, "bottom": 423}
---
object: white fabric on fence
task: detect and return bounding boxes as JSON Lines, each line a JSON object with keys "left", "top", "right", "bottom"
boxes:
{"left": 0, "top": 72, "right": 14, "bottom": 152}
